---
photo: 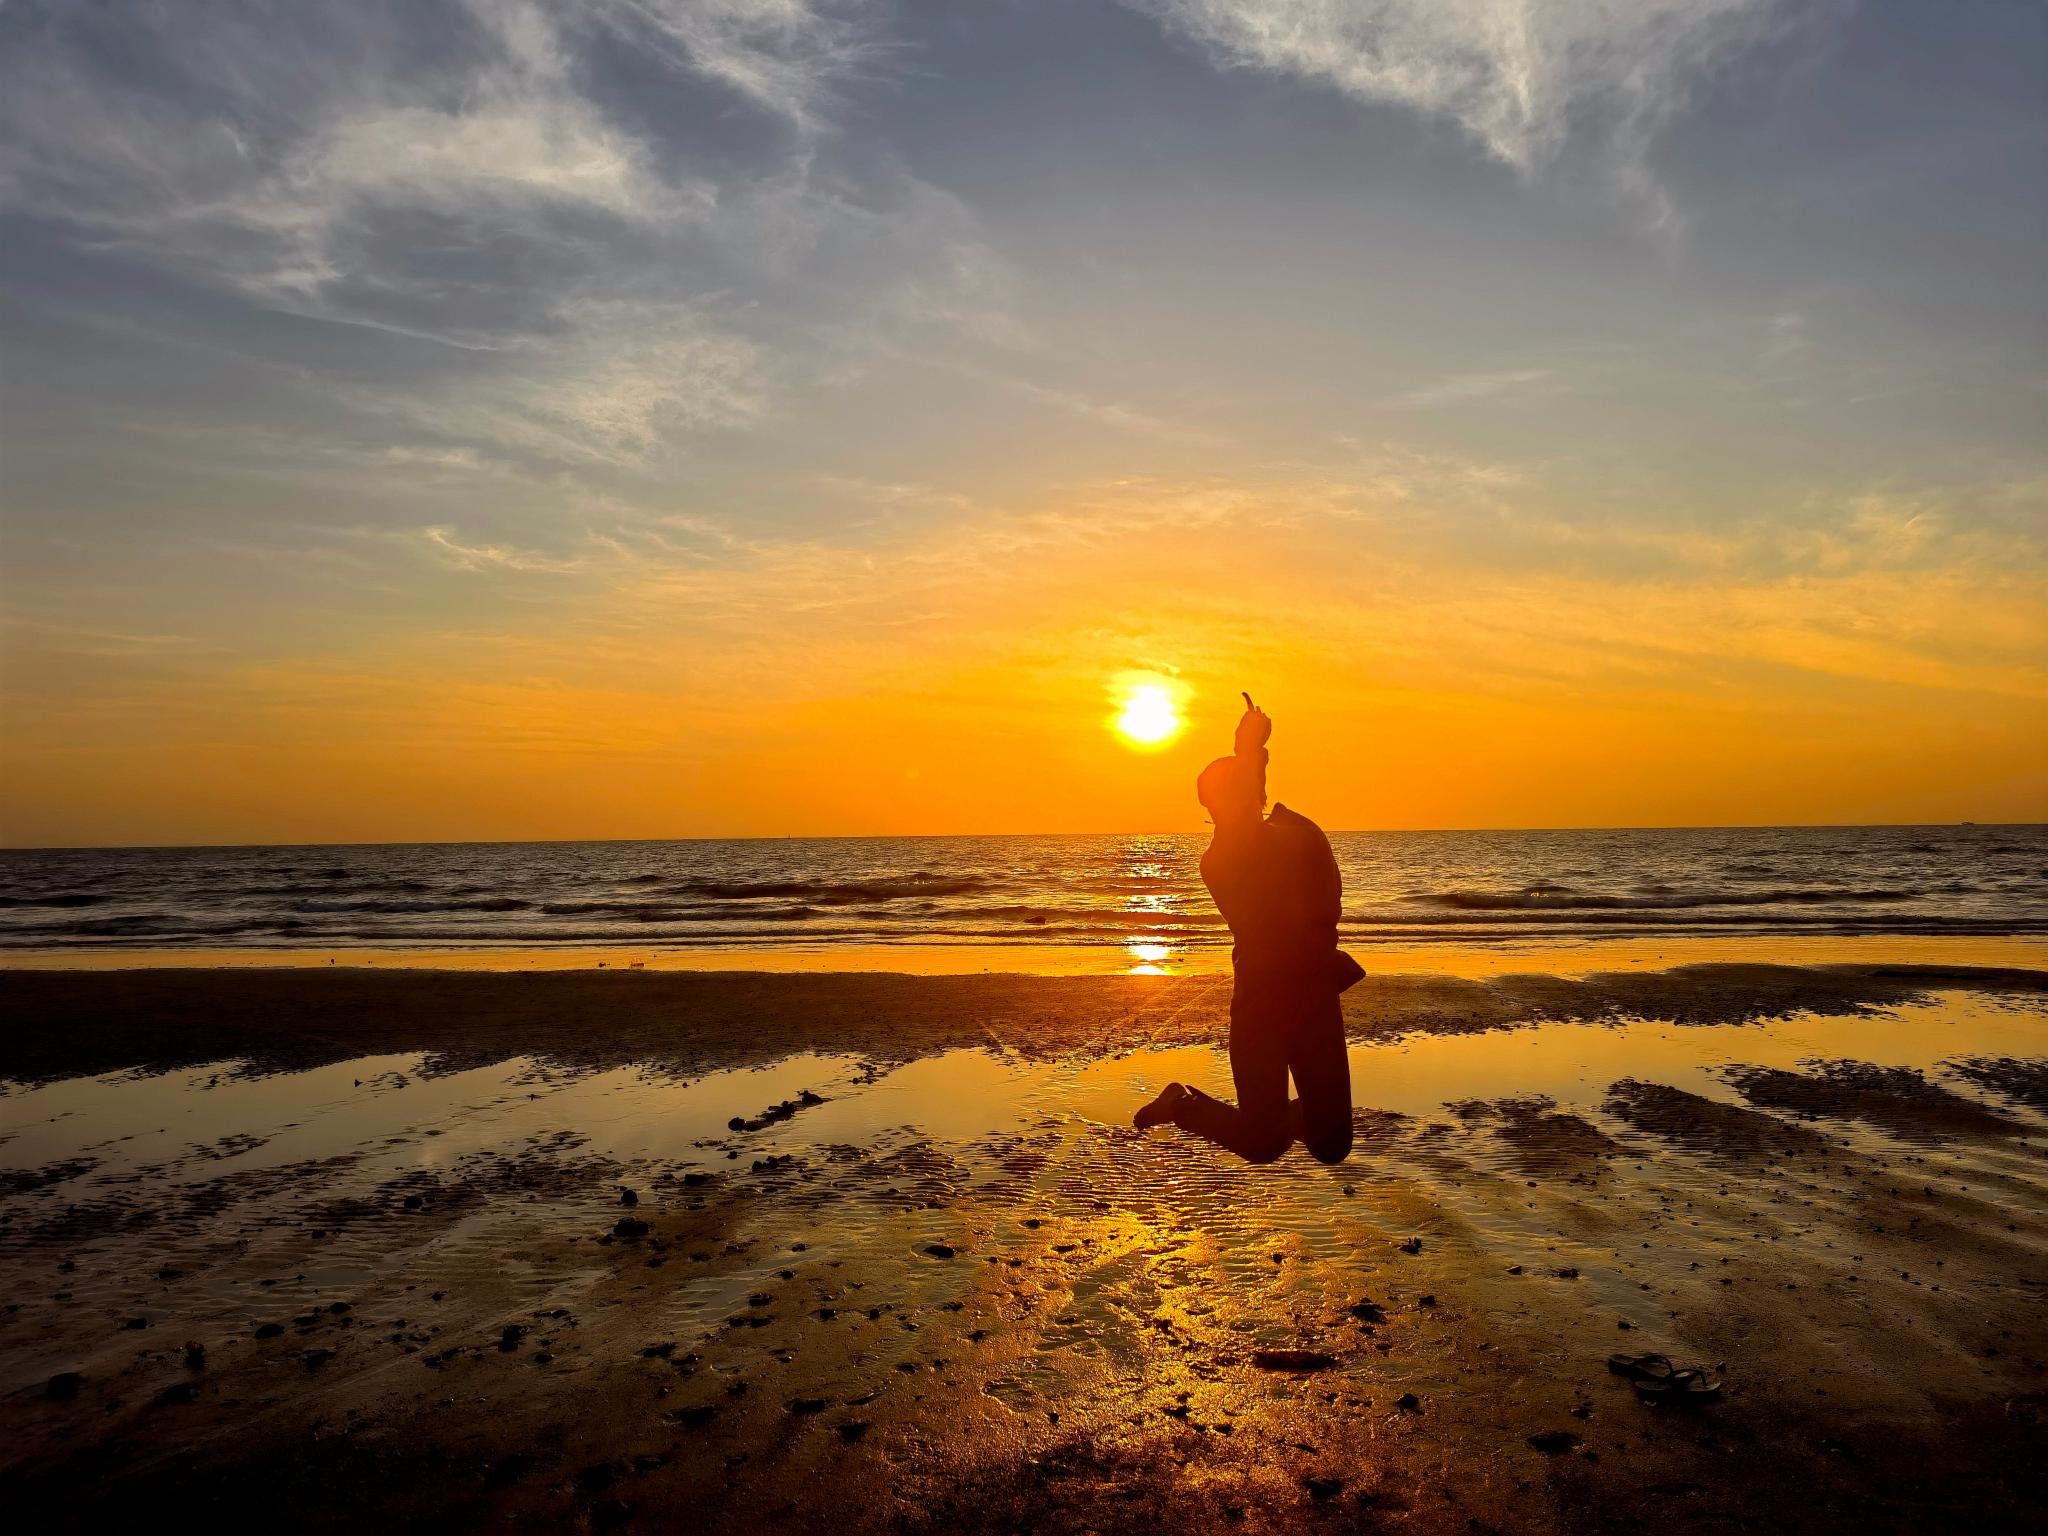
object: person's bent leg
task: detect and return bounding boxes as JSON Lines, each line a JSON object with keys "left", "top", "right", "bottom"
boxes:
{"left": 1168, "top": 996, "right": 1293, "bottom": 1163}
{"left": 1288, "top": 991, "right": 1353, "bottom": 1165}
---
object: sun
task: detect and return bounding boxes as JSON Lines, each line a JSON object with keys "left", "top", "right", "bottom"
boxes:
{"left": 1118, "top": 686, "right": 1179, "bottom": 744}
{"left": 1110, "top": 675, "right": 1187, "bottom": 750}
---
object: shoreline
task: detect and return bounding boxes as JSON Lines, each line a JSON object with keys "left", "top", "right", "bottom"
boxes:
{"left": 4, "top": 930, "right": 2045, "bottom": 979}
{"left": 3, "top": 956, "right": 2046, "bottom": 1087}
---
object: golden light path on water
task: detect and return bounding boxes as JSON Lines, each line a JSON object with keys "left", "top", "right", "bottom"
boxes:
{"left": 1127, "top": 941, "right": 1172, "bottom": 975}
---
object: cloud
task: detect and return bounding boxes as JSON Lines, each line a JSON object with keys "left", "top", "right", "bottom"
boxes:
{"left": 0, "top": 0, "right": 1006, "bottom": 467}
{"left": 419, "top": 526, "right": 588, "bottom": 574}
{"left": 1132, "top": 0, "right": 1793, "bottom": 171}
{"left": 1394, "top": 366, "right": 1557, "bottom": 407}
{"left": 579, "top": 0, "right": 882, "bottom": 131}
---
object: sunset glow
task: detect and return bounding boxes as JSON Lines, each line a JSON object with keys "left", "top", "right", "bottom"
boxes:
{"left": 1114, "top": 682, "right": 1187, "bottom": 750}
{"left": 0, "top": 3, "right": 2041, "bottom": 845}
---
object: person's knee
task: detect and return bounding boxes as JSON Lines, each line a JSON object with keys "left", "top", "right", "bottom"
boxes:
{"left": 1241, "top": 1130, "right": 1291, "bottom": 1165}
{"left": 1306, "top": 1129, "right": 1352, "bottom": 1165}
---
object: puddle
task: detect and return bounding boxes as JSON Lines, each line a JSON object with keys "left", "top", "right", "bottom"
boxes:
{"left": 1, "top": 990, "right": 2042, "bottom": 1416}
{"left": 4, "top": 992, "right": 2042, "bottom": 1192}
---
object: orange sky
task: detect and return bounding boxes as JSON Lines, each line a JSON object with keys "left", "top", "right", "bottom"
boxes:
{"left": 5, "top": 474, "right": 2043, "bottom": 845}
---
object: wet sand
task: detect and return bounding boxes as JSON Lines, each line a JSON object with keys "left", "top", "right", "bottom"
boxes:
{"left": 2, "top": 963, "right": 2046, "bottom": 1533}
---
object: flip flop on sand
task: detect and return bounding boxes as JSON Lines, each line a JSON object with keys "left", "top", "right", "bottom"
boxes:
{"left": 1606, "top": 1351, "right": 1677, "bottom": 1383}
{"left": 1607, "top": 1352, "right": 1722, "bottom": 1402}
{"left": 1634, "top": 1366, "right": 1723, "bottom": 1403}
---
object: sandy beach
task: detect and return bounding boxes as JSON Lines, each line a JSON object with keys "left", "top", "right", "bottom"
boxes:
{"left": 2, "top": 960, "right": 2045, "bottom": 1533}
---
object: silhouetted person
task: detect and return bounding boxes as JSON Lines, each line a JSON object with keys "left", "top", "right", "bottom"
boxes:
{"left": 1134, "top": 695, "right": 1360, "bottom": 1163}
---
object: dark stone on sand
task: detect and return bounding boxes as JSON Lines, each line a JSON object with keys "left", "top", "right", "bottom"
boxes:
{"left": 531, "top": 1351, "right": 553, "bottom": 1364}
{"left": 1418, "top": 1295, "right": 1437, "bottom": 1307}
{"left": 46, "top": 1371, "right": 83, "bottom": 1400}
{"left": 498, "top": 1325, "right": 527, "bottom": 1351}
{"left": 790, "top": 1397, "right": 828, "bottom": 1414}
{"left": 254, "top": 1323, "right": 285, "bottom": 1339}
{"left": 1528, "top": 1431, "right": 1582, "bottom": 1454}
{"left": 154, "top": 1381, "right": 199, "bottom": 1406}
{"left": 1252, "top": 1349, "right": 1338, "bottom": 1372}
{"left": 670, "top": 1404, "right": 719, "bottom": 1429}
{"left": 614, "top": 1216, "right": 650, "bottom": 1238}
{"left": 1395, "top": 1393, "right": 1422, "bottom": 1413}
{"left": 799, "top": 1090, "right": 825, "bottom": 1105}
{"left": 641, "top": 1342, "right": 676, "bottom": 1358}
{"left": 727, "top": 1117, "right": 747, "bottom": 1131}
{"left": 402, "top": 1194, "right": 422, "bottom": 1209}
{"left": 619, "top": 1188, "right": 638, "bottom": 1206}
{"left": 1397, "top": 1237, "right": 1423, "bottom": 1254}
{"left": 923, "top": 1243, "right": 957, "bottom": 1259}
{"left": 327, "top": 1301, "right": 350, "bottom": 1313}
{"left": 1348, "top": 1300, "right": 1386, "bottom": 1322}
{"left": 682, "top": 1172, "right": 710, "bottom": 1186}
{"left": 837, "top": 1421, "right": 870, "bottom": 1441}
{"left": 1304, "top": 1476, "right": 1343, "bottom": 1501}
{"left": 303, "top": 1348, "right": 335, "bottom": 1367}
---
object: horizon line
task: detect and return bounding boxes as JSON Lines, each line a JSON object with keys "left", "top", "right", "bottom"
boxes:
{"left": 1, "top": 819, "right": 2040, "bottom": 855}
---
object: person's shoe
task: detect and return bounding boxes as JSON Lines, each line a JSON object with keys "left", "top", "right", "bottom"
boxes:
{"left": 1133, "top": 1082, "right": 1190, "bottom": 1130}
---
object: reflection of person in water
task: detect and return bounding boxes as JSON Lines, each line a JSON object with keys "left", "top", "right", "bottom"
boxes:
{"left": 1135, "top": 694, "right": 1360, "bottom": 1163}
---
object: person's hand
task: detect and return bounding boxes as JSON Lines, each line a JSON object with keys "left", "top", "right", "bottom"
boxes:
{"left": 1235, "top": 692, "right": 1271, "bottom": 753}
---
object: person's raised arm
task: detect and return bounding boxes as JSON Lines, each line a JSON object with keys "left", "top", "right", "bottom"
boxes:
{"left": 1235, "top": 692, "right": 1271, "bottom": 807}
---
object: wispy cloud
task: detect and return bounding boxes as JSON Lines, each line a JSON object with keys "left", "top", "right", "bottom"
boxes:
{"left": 579, "top": 0, "right": 883, "bottom": 132}
{"left": 1133, "top": 0, "right": 1794, "bottom": 172}
{"left": 1394, "top": 366, "right": 1558, "bottom": 408}
{"left": 0, "top": 0, "right": 1007, "bottom": 469}
{"left": 419, "top": 526, "right": 588, "bottom": 574}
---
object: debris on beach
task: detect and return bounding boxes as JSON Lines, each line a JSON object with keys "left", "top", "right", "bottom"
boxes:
{"left": 1252, "top": 1349, "right": 1339, "bottom": 1372}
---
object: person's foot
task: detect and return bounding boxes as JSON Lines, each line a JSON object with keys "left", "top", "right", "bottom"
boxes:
{"left": 1133, "top": 1082, "right": 1190, "bottom": 1130}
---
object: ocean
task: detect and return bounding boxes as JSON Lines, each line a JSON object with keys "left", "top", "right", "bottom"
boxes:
{"left": 1, "top": 824, "right": 2042, "bottom": 954}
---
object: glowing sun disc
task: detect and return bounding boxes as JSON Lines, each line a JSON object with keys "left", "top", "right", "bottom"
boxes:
{"left": 1115, "top": 684, "right": 1183, "bottom": 747}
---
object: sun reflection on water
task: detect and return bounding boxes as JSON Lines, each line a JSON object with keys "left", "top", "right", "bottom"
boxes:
{"left": 1127, "top": 940, "right": 1173, "bottom": 975}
